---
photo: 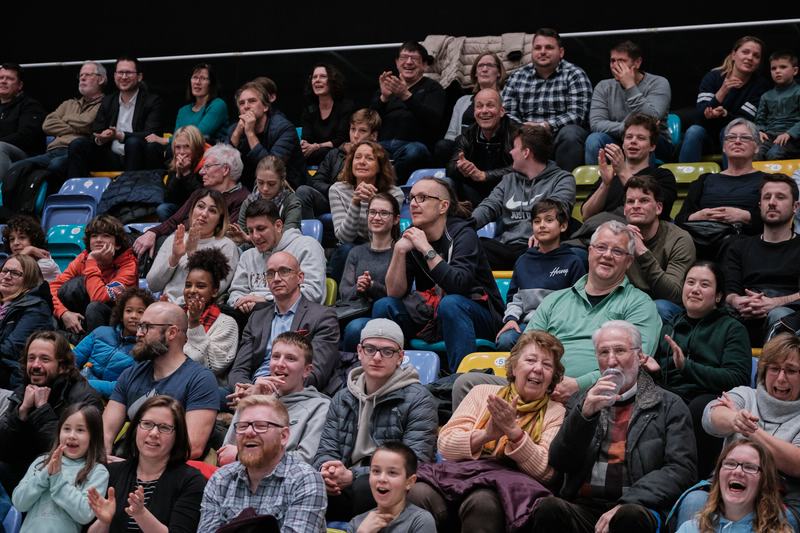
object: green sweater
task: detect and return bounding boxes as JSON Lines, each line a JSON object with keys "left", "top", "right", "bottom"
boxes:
{"left": 626, "top": 221, "right": 696, "bottom": 304}
{"left": 656, "top": 309, "right": 752, "bottom": 399}
{"left": 525, "top": 275, "right": 662, "bottom": 390}
{"left": 754, "top": 81, "right": 800, "bottom": 138}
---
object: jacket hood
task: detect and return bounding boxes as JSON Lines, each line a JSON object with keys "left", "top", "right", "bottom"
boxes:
{"left": 275, "top": 227, "right": 303, "bottom": 252}
{"left": 347, "top": 363, "right": 420, "bottom": 402}
{"left": 14, "top": 281, "right": 53, "bottom": 311}
{"left": 281, "top": 386, "right": 326, "bottom": 405}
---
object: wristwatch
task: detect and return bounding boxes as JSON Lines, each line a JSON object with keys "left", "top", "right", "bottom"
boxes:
{"left": 424, "top": 248, "right": 438, "bottom": 261}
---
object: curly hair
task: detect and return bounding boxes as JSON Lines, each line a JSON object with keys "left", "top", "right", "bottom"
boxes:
{"left": 3, "top": 215, "right": 47, "bottom": 252}
{"left": 84, "top": 214, "right": 129, "bottom": 253}
{"left": 110, "top": 287, "right": 155, "bottom": 328}
{"left": 339, "top": 140, "right": 396, "bottom": 191}
{"left": 305, "top": 63, "right": 345, "bottom": 101}
{"left": 186, "top": 247, "right": 231, "bottom": 290}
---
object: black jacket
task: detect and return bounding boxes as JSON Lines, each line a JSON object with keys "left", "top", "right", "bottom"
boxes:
{"left": 92, "top": 87, "right": 164, "bottom": 140}
{"left": 0, "top": 281, "right": 55, "bottom": 388}
{"left": 0, "top": 92, "right": 45, "bottom": 154}
{"left": 447, "top": 115, "right": 516, "bottom": 186}
{"left": 308, "top": 147, "right": 347, "bottom": 198}
{"left": 371, "top": 76, "right": 446, "bottom": 147}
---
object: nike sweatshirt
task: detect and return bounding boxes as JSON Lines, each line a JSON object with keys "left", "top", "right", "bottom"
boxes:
{"left": 471, "top": 162, "right": 576, "bottom": 245}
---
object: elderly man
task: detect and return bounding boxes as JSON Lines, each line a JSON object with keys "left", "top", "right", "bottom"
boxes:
{"left": 132, "top": 143, "right": 250, "bottom": 259}
{"left": 530, "top": 320, "right": 696, "bottom": 532}
{"left": 454, "top": 220, "right": 661, "bottom": 407}
{"left": 102, "top": 301, "right": 219, "bottom": 460}
{"left": 0, "top": 331, "right": 102, "bottom": 492}
{"left": 446, "top": 88, "right": 516, "bottom": 206}
{"left": 199, "top": 395, "right": 327, "bottom": 531}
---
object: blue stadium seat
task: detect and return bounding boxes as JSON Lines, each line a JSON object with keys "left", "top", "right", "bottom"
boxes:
{"left": 301, "top": 219, "right": 323, "bottom": 243}
{"left": 42, "top": 196, "right": 95, "bottom": 231}
{"left": 399, "top": 218, "right": 412, "bottom": 232}
{"left": 402, "top": 350, "right": 440, "bottom": 385}
{"left": 47, "top": 224, "right": 86, "bottom": 270}
{"left": 125, "top": 222, "right": 160, "bottom": 234}
{"left": 59, "top": 177, "right": 111, "bottom": 204}
{"left": 667, "top": 113, "right": 682, "bottom": 146}
{"left": 2, "top": 505, "right": 22, "bottom": 533}
{"left": 401, "top": 168, "right": 447, "bottom": 196}
{"left": 477, "top": 222, "right": 496, "bottom": 239}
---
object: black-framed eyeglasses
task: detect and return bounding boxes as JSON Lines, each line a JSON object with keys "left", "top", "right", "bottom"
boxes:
{"left": 408, "top": 193, "right": 442, "bottom": 205}
{"left": 0, "top": 268, "right": 23, "bottom": 279}
{"left": 766, "top": 365, "right": 800, "bottom": 378}
{"left": 721, "top": 459, "right": 761, "bottom": 475}
{"left": 266, "top": 267, "right": 296, "bottom": 281}
{"left": 138, "top": 420, "right": 175, "bottom": 434}
{"left": 136, "top": 322, "right": 175, "bottom": 333}
{"left": 367, "top": 209, "right": 394, "bottom": 219}
{"left": 361, "top": 344, "right": 401, "bottom": 359}
{"left": 233, "top": 420, "right": 286, "bottom": 434}
{"left": 115, "top": 70, "right": 138, "bottom": 77}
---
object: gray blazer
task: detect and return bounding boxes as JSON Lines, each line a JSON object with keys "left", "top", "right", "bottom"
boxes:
{"left": 227, "top": 296, "right": 341, "bottom": 393}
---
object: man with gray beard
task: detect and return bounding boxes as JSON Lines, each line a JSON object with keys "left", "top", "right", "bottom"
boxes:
{"left": 101, "top": 301, "right": 218, "bottom": 460}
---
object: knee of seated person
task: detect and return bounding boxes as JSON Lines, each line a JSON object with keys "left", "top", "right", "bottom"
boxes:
{"left": 124, "top": 135, "right": 146, "bottom": 149}
{"left": 556, "top": 124, "right": 588, "bottom": 143}
{"left": 371, "top": 296, "right": 401, "bottom": 318}
{"left": 609, "top": 503, "right": 650, "bottom": 526}
{"left": 437, "top": 294, "right": 470, "bottom": 317}
{"left": 399, "top": 141, "right": 430, "bottom": 160}
{"left": 532, "top": 495, "right": 568, "bottom": 519}
{"left": 684, "top": 125, "right": 706, "bottom": 140}
{"left": 68, "top": 136, "right": 93, "bottom": 151}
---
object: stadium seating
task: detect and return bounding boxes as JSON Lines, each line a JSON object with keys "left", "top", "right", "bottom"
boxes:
{"left": 324, "top": 278, "right": 337, "bottom": 306}
{"left": 301, "top": 219, "right": 323, "bottom": 243}
{"left": 456, "top": 351, "right": 510, "bottom": 377}
{"left": 46, "top": 224, "right": 86, "bottom": 270}
{"left": 402, "top": 350, "right": 440, "bottom": 385}
{"left": 753, "top": 159, "right": 800, "bottom": 175}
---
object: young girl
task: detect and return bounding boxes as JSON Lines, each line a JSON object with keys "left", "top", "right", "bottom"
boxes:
{"left": 338, "top": 192, "right": 400, "bottom": 352}
{"left": 73, "top": 288, "right": 155, "bottom": 398}
{"left": 12, "top": 403, "right": 109, "bottom": 533}
{"left": 677, "top": 439, "right": 792, "bottom": 532}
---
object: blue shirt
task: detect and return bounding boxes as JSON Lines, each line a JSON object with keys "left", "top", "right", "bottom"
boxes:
{"left": 253, "top": 297, "right": 301, "bottom": 379}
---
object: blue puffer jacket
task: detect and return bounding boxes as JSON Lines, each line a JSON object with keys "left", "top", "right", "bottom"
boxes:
{"left": 73, "top": 325, "right": 137, "bottom": 398}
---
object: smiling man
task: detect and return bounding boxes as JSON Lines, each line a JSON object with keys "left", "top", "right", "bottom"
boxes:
{"left": 0, "top": 331, "right": 101, "bottom": 492}
{"left": 724, "top": 173, "right": 800, "bottom": 346}
{"left": 0, "top": 63, "right": 45, "bottom": 180}
{"left": 199, "top": 394, "right": 327, "bottom": 531}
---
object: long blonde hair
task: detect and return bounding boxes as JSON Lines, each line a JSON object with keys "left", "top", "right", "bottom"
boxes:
{"left": 714, "top": 36, "right": 764, "bottom": 78}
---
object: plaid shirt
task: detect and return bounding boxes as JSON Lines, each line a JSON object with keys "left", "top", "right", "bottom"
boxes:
{"left": 198, "top": 452, "right": 327, "bottom": 533}
{"left": 501, "top": 60, "right": 592, "bottom": 132}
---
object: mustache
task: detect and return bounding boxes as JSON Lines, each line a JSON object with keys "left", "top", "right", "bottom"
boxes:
{"left": 132, "top": 339, "right": 169, "bottom": 361}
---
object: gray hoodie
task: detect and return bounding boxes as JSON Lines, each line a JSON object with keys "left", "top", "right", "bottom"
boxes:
{"left": 347, "top": 364, "right": 420, "bottom": 466}
{"left": 227, "top": 227, "right": 327, "bottom": 306}
{"left": 471, "top": 162, "right": 576, "bottom": 245}
{"left": 224, "top": 386, "right": 331, "bottom": 464}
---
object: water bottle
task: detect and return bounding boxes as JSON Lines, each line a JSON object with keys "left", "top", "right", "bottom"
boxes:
{"left": 600, "top": 367, "right": 625, "bottom": 397}
{"left": 80, "top": 362, "right": 94, "bottom": 380}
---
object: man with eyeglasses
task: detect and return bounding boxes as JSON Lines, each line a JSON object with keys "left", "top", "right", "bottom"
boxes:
{"left": 370, "top": 41, "right": 446, "bottom": 183}
{"left": 199, "top": 394, "right": 327, "bottom": 531}
{"left": 453, "top": 220, "right": 659, "bottom": 408}
{"left": 0, "top": 63, "right": 45, "bottom": 181}
{"left": 313, "top": 318, "right": 436, "bottom": 522}
{"left": 530, "top": 320, "right": 696, "bottom": 533}
{"left": 5, "top": 61, "right": 104, "bottom": 189}
{"left": 723, "top": 173, "right": 800, "bottom": 347}
{"left": 102, "top": 302, "right": 218, "bottom": 461}
{"left": 227, "top": 251, "right": 340, "bottom": 394}
{"left": 470, "top": 123, "right": 576, "bottom": 269}
{"left": 67, "top": 56, "right": 164, "bottom": 178}
{"left": 227, "top": 198, "right": 326, "bottom": 318}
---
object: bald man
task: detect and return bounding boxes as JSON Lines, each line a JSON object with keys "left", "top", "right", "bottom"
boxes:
{"left": 102, "top": 301, "right": 219, "bottom": 460}
{"left": 227, "top": 251, "right": 340, "bottom": 394}
{"left": 446, "top": 88, "right": 516, "bottom": 206}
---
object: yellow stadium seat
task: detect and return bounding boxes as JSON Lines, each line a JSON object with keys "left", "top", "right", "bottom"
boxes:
{"left": 324, "top": 278, "right": 337, "bottom": 306}
{"left": 456, "top": 352, "right": 510, "bottom": 377}
{"left": 660, "top": 163, "right": 721, "bottom": 184}
{"left": 572, "top": 165, "right": 600, "bottom": 187}
{"left": 753, "top": 159, "right": 800, "bottom": 176}
{"left": 89, "top": 171, "right": 123, "bottom": 178}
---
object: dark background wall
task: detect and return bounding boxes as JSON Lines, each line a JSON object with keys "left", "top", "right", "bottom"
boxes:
{"left": 3, "top": 7, "right": 799, "bottom": 135}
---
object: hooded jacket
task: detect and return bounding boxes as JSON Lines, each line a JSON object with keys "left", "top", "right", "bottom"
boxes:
{"left": 73, "top": 324, "right": 137, "bottom": 398}
{"left": 313, "top": 365, "right": 437, "bottom": 480}
{"left": 471, "top": 162, "right": 576, "bottom": 245}
{"left": 0, "top": 281, "right": 55, "bottom": 387}
{"left": 227, "top": 227, "right": 326, "bottom": 305}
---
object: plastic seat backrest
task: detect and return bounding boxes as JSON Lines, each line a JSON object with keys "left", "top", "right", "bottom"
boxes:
{"left": 659, "top": 163, "right": 721, "bottom": 184}
{"left": 477, "top": 222, "right": 496, "bottom": 239}
{"left": 667, "top": 113, "right": 682, "bottom": 146}
{"left": 3, "top": 506, "right": 22, "bottom": 533}
{"left": 399, "top": 218, "right": 412, "bottom": 232}
{"left": 324, "top": 278, "right": 337, "bottom": 306}
{"left": 456, "top": 352, "right": 510, "bottom": 377}
{"left": 402, "top": 350, "right": 440, "bottom": 385}
{"left": 402, "top": 168, "right": 447, "bottom": 196}
{"left": 301, "top": 219, "right": 323, "bottom": 243}
{"left": 752, "top": 159, "right": 800, "bottom": 176}
{"left": 59, "top": 177, "right": 111, "bottom": 203}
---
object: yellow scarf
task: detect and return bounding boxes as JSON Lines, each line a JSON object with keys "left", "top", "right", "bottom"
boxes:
{"left": 475, "top": 383, "right": 549, "bottom": 457}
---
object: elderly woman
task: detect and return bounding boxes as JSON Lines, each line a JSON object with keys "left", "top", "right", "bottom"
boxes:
{"left": 87, "top": 395, "right": 207, "bottom": 533}
{"left": 409, "top": 330, "right": 565, "bottom": 532}
{"left": 676, "top": 332, "right": 800, "bottom": 529}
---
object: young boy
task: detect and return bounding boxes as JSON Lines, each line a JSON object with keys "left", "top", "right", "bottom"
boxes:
{"left": 755, "top": 51, "right": 800, "bottom": 161}
{"left": 348, "top": 441, "right": 435, "bottom": 533}
{"left": 495, "top": 199, "right": 587, "bottom": 351}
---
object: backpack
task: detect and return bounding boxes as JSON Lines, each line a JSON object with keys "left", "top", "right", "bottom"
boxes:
{"left": 0, "top": 166, "right": 49, "bottom": 221}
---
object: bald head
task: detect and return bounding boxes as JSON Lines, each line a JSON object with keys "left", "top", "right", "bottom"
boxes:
{"left": 266, "top": 251, "right": 304, "bottom": 304}
{"left": 268, "top": 251, "right": 300, "bottom": 272}
{"left": 147, "top": 301, "right": 188, "bottom": 333}
{"left": 474, "top": 88, "right": 504, "bottom": 134}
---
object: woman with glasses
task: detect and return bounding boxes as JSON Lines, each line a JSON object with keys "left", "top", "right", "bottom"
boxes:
{"left": 676, "top": 439, "right": 792, "bottom": 532}
{"left": 675, "top": 332, "right": 800, "bottom": 529}
{"left": 87, "top": 395, "right": 206, "bottom": 533}
{"left": 328, "top": 140, "right": 405, "bottom": 281}
{"left": 338, "top": 193, "right": 401, "bottom": 351}
{"left": 0, "top": 254, "right": 54, "bottom": 388}
{"left": 679, "top": 36, "right": 769, "bottom": 164}
{"left": 300, "top": 63, "right": 354, "bottom": 166}
{"left": 643, "top": 261, "right": 751, "bottom": 477}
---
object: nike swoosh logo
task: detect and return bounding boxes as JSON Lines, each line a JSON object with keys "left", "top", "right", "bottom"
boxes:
{"left": 505, "top": 193, "right": 544, "bottom": 211}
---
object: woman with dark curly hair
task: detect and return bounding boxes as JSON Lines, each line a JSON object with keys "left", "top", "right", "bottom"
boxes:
{"left": 300, "top": 63, "right": 354, "bottom": 165}
{"left": 73, "top": 287, "right": 154, "bottom": 398}
{"left": 3, "top": 214, "right": 60, "bottom": 282}
{"left": 183, "top": 247, "right": 238, "bottom": 386}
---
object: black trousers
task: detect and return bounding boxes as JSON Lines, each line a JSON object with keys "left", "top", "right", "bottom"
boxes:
{"left": 529, "top": 496, "right": 658, "bottom": 533}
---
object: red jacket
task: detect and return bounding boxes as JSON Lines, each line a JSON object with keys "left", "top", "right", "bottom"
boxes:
{"left": 50, "top": 248, "right": 138, "bottom": 318}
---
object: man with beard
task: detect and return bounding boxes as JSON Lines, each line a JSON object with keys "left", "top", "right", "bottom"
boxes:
{"left": 724, "top": 174, "right": 800, "bottom": 346}
{"left": 0, "top": 331, "right": 101, "bottom": 492}
{"left": 198, "top": 395, "right": 326, "bottom": 531}
{"left": 102, "top": 301, "right": 218, "bottom": 460}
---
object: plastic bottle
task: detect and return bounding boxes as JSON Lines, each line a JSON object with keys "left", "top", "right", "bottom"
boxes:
{"left": 80, "top": 362, "right": 93, "bottom": 379}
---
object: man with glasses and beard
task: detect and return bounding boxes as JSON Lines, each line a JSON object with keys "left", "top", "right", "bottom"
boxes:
{"left": 101, "top": 301, "right": 218, "bottom": 460}
{"left": 0, "top": 331, "right": 101, "bottom": 492}
{"left": 199, "top": 395, "right": 326, "bottom": 531}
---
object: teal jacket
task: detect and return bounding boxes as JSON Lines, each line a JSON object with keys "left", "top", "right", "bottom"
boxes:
{"left": 656, "top": 308, "right": 751, "bottom": 399}
{"left": 12, "top": 455, "right": 109, "bottom": 533}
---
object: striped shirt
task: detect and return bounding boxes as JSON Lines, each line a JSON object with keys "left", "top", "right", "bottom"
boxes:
{"left": 126, "top": 478, "right": 158, "bottom": 531}
{"left": 501, "top": 60, "right": 593, "bottom": 132}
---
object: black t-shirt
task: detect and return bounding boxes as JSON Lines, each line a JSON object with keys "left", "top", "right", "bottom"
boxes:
{"left": 724, "top": 234, "right": 800, "bottom": 296}
{"left": 586, "top": 166, "right": 677, "bottom": 220}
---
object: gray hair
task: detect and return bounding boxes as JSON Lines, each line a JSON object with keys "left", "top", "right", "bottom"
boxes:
{"left": 206, "top": 143, "right": 243, "bottom": 182}
{"left": 723, "top": 118, "right": 761, "bottom": 147}
{"left": 83, "top": 61, "right": 107, "bottom": 85}
{"left": 590, "top": 220, "right": 636, "bottom": 256}
{"left": 592, "top": 320, "right": 643, "bottom": 351}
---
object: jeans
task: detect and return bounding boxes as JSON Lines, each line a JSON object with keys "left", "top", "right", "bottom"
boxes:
{"left": 679, "top": 125, "right": 729, "bottom": 166}
{"left": 342, "top": 316, "right": 371, "bottom": 352}
{"left": 372, "top": 294, "right": 496, "bottom": 372}
{"left": 295, "top": 185, "right": 330, "bottom": 219}
{"left": 0, "top": 141, "right": 28, "bottom": 182}
{"left": 7, "top": 147, "right": 69, "bottom": 179}
{"left": 655, "top": 299, "right": 683, "bottom": 324}
{"left": 380, "top": 139, "right": 431, "bottom": 184}
{"left": 495, "top": 323, "right": 525, "bottom": 351}
{"left": 585, "top": 131, "right": 674, "bottom": 165}
{"left": 327, "top": 241, "right": 357, "bottom": 284}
